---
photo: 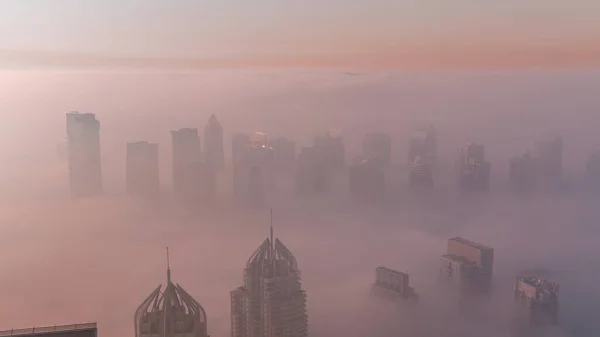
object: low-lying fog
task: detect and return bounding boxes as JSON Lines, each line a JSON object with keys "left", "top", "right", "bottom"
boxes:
{"left": 1, "top": 69, "right": 600, "bottom": 336}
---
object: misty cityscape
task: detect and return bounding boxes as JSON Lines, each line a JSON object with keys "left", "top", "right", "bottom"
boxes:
{"left": 1, "top": 69, "right": 600, "bottom": 337}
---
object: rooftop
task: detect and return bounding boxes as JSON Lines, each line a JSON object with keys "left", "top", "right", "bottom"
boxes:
{"left": 0, "top": 323, "right": 97, "bottom": 337}
{"left": 441, "top": 254, "right": 478, "bottom": 266}
{"left": 449, "top": 237, "right": 492, "bottom": 251}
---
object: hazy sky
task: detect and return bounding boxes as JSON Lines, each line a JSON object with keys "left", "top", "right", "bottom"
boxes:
{"left": 1, "top": 0, "right": 600, "bottom": 67}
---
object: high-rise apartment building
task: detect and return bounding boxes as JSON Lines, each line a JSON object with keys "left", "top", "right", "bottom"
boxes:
{"left": 362, "top": 133, "right": 391, "bottom": 167}
{"left": 126, "top": 141, "right": 159, "bottom": 198}
{"left": 512, "top": 276, "right": 559, "bottom": 335}
{"left": 66, "top": 112, "right": 102, "bottom": 197}
{"left": 408, "top": 123, "right": 436, "bottom": 189}
{"left": 233, "top": 132, "right": 275, "bottom": 208}
{"left": 171, "top": 128, "right": 202, "bottom": 195}
{"left": 135, "top": 254, "right": 209, "bottom": 337}
{"left": 371, "top": 266, "right": 418, "bottom": 301}
{"left": 456, "top": 142, "right": 491, "bottom": 192}
{"left": 509, "top": 152, "right": 536, "bottom": 194}
{"left": 231, "top": 222, "right": 307, "bottom": 337}
{"left": 440, "top": 237, "right": 494, "bottom": 291}
{"left": 204, "top": 115, "right": 225, "bottom": 171}
{"left": 295, "top": 146, "right": 331, "bottom": 195}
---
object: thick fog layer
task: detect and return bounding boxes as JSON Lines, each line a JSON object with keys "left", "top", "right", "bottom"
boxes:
{"left": 1, "top": 69, "right": 600, "bottom": 336}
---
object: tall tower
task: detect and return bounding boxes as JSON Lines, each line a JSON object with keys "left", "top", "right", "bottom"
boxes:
{"left": 231, "top": 212, "right": 308, "bottom": 337}
{"left": 408, "top": 123, "right": 436, "bottom": 189}
{"left": 66, "top": 111, "right": 102, "bottom": 198}
{"left": 204, "top": 115, "right": 225, "bottom": 171}
{"left": 135, "top": 249, "right": 209, "bottom": 337}
{"left": 126, "top": 141, "right": 160, "bottom": 198}
{"left": 171, "top": 128, "right": 201, "bottom": 196}
{"left": 233, "top": 132, "right": 275, "bottom": 208}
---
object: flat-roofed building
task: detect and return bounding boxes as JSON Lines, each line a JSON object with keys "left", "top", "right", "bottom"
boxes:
{"left": 456, "top": 142, "right": 491, "bottom": 192}
{"left": 447, "top": 237, "right": 494, "bottom": 280}
{"left": 0, "top": 323, "right": 97, "bottom": 337}
{"left": 440, "top": 237, "right": 494, "bottom": 293}
{"left": 371, "top": 266, "right": 418, "bottom": 301}
{"left": 66, "top": 112, "right": 102, "bottom": 198}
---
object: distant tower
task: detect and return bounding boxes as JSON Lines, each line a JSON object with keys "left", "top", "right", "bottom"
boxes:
{"left": 135, "top": 249, "right": 209, "bottom": 337}
{"left": 230, "top": 211, "right": 308, "bottom": 337}
{"left": 532, "top": 134, "right": 563, "bottom": 191}
{"left": 232, "top": 133, "right": 251, "bottom": 166}
{"left": 512, "top": 276, "right": 559, "bottom": 334}
{"left": 362, "top": 133, "right": 391, "bottom": 167}
{"left": 509, "top": 152, "right": 536, "bottom": 195}
{"left": 408, "top": 123, "right": 436, "bottom": 189}
{"left": 204, "top": 115, "right": 225, "bottom": 171}
{"left": 126, "top": 141, "right": 160, "bottom": 198}
{"left": 233, "top": 132, "right": 274, "bottom": 208}
{"left": 66, "top": 111, "right": 102, "bottom": 198}
{"left": 313, "top": 131, "right": 345, "bottom": 172}
{"left": 296, "top": 146, "right": 331, "bottom": 195}
{"left": 171, "top": 128, "right": 202, "bottom": 196}
{"left": 271, "top": 137, "right": 297, "bottom": 173}
{"left": 456, "top": 142, "right": 491, "bottom": 192}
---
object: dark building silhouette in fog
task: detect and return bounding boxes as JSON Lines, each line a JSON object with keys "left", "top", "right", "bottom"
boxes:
{"left": 362, "top": 133, "right": 391, "bottom": 167}
{"left": 233, "top": 132, "right": 274, "bottom": 208}
{"left": 408, "top": 123, "right": 436, "bottom": 189}
{"left": 456, "top": 142, "right": 491, "bottom": 192}
{"left": 295, "top": 146, "right": 331, "bottom": 195}
{"left": 532, "top": 134, "right": 563, "bottom": 191}
{"left": 513, "top": 276, "right": 559, "bottom": 332}
{"left": 232, "top": 133, "right": 251, "bottom": 167}
{"left": 126, "top": 141, "right": 159, "bottom": 198}
{"left": 371, "top": 266, "right": 418, "bottom": 301}
{"left": 0, "top": 323, "right": 97, "bottom": 337}
{"left": 171, "top": 128, "right": 202, "bottom": 196}
{"left": 204, "top": 115, "right": 225, "bottom": 171}
{"left": 135, "top": 253, "right": 209, "bottom": 337}
{"left": 231, "top": 224, "right": 307, "bottom": 337}
{"left": 440, "top": 237, "right": 494, "bottom": 291}
{"left": 349, "top": 157, "right": 384, "bottom": 200}
{"left": 584, "top": 151, "right": 600, "bottom": 194}
{"left": 271, "top": 137, "right": 296, "bottom": 173}
{"left": 313, "top": 131, "right": 345, "bottom": 172}
{"left": 66, "top": 112, "right": 102, "bottom": 198}
{"left": 509, "top": 152, "right": 536, "bottom": 194}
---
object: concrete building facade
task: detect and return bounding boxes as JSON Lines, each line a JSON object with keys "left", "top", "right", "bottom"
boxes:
{"left": 0, "top": 323, "right": 97, "bottom": 337}
{"left": 66, "top": 112, "right": 102, "bottom": 198}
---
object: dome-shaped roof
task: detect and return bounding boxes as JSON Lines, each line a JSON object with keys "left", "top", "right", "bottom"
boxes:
{"left": 134, "top": 255, "right": 208, "bottom": 337}
{"left": 246, "top": 227, "right": 298, "bottom": 276}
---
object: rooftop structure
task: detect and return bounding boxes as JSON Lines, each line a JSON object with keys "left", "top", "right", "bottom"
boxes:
{"left": 203, "top": 115, "right": 225, "bottom": 171}
{"left": 135, "top": 249, "right": 209, "bottom": 337}
{"left": 231, "top": 211, "right": 307, "bottom": 337}
{"left": 0, "top": 323, "right": 97, "bottom": 337}
{"left": 515, "top": 276, "right": 559, "bottom": 326}
{"left": 371, "top": 267, "right": 418, "bottom": 301}
{"left": 66, "top": 111, "right": 102, "bottom": 198}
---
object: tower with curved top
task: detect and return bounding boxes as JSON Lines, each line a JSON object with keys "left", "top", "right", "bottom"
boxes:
{"left": 231, "top": 213, "right": 307, "bottom": 337}
{"left": 135, "top": 251, "right": 209, "bottom": 337}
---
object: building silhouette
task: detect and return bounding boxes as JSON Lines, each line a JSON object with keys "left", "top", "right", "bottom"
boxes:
{"left": 126, "top": 141, "right": 160, "bottom": 198}
{"left": 511, "top": 276, "right": 559, "bottom": 336}
{"left": 408, "top": 123, "right": 436, "bottom": 189}
{"left": 532, "top": 134, "right": 563, "bottom": 191}
{"left": 135, "top": 250, "right": 209, "bottom": 337}
{"left": 371, "top": 266, "right": 418, "bottom": 301}
{"left": 509, "top": 152, "right": 536, "bottom": 195}
{"left": 232, "top": 133, "right": 251, "bottom": 166}
{"left": 271, "top": 137, "right": 296, "bottom": 173}
{"left": 409, "top": 155, "right": 433, "bottom": 189}
{"left": 362, "top": 133, "right": 391, "bottom": 167}
{"left": 231, "top": 214, "right": 308, "bottom": 337}
{"left": 440, "top": 237, "right": 494, "bottom": 292}
{"left": 313, "top": 131, "right": 345, "bottom": 172}
{"left": 295, "top": 146, "right": 331, "bottom": 195}
{"left": 204, "top": 115, "right": 225, "bottom": 171}
{"left": 349, "top": 157, "right": 384, "bottom": 200}
{"left": 233, "top": 132, "right": 274, "bottom": 208}
{"left": 66, "top": 112, "right": 102, "bottom": 198}
{"left": 171, "top": 128, "right": 202, "bottom": 196}
{"left": 456, "top": 142, "right": 491, "bottom": 192}
{"left": 0, "top": 323, "right": 97, "bottom": 337}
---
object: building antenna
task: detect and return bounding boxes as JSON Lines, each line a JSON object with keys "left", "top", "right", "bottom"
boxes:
{"left": 166, "top": 246, "right": 171, "bottom": 283}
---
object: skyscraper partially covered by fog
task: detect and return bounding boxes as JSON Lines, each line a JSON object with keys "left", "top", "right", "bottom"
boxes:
{"left": 126, "top": 141, "right": 159, "bottom": 198}
{"left": 509, "top": 152, "right": 536, "bottom": 194}
{"left": 231, "top": 224, "right": 307, "bottom": 337}
{"left": 233, "top": 132, "right": 275, "bottom": 208}
{"left": 362, "top": 133, "right": 391, "bottom": 167}
{"left": 408, "top": 123, "right": 436, "bottom": 189}
{"left": 295, "top": 146, "right": 331, "bottom": 195}
{"left": 171, "top": 128, "right": 202, "bottom": 195}
{"left": 204, "top": 115, "right": 225, "bottom": 171}
{"left": 66, "top": 112, "right": 102, "bottom": 198}
{"left": 532, "top": 134, "right": 563, "bottom": 190}
{"left": 456, "top": 142, "right": 491, "bottom": 192}
{"left": 313, "top": 130, "right": 345, "bottom": 172}
{"left": 135, "top": 254, "right": 209, "bottom": 337}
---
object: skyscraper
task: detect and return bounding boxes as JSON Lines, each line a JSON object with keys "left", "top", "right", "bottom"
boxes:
{"left": 171, "top": 128, "right": 202, "bottom": 196}
{"left": 204, "top": 115, "right": 225, "bottom": 171}
{"left": 271, "top": 137, "right": 296, "bottom": 173}
{"left": 362, "top": 133, "right": 392, "bottom": 167}
{"left": 408, "top": 123, "right": 436, "bottom": 189}
{"left": 66, "top": 112, "right": 102, "bottom": 198}
{"left": 313, "top": 131, "right": 345, "bottom": 172}
{"left": 135, "top": 250, "right": 209, "bottom": 337}
{"left": 231, "top": 213, "right": 308, "bottom": 337}
{"left": 533, "top": 134, "right": 563, "bottom": 190}
{"left": 456, "top": 142, "right": 491, "bottom": 192}
{"left": 126, "top": 141, "right": 160, "bottom": 198}
{"left": 233, "top": 132, "right": 275, "bottom": 208}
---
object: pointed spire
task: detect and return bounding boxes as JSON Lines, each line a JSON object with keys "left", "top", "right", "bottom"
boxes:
{"left": 166, "top": 246, "right": 171, "bottom": 283}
